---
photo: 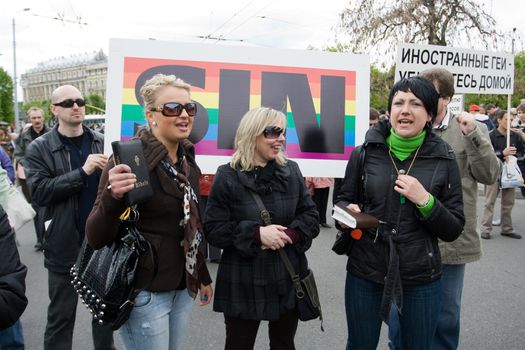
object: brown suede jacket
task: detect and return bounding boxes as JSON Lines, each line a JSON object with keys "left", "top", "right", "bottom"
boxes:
{"left": 86, "top": 129, "right": 211, "bottom": 292}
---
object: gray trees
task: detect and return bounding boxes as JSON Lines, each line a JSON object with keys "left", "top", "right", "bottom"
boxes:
{"left": 335, "top": 0, "right": 501, "bottom": 55}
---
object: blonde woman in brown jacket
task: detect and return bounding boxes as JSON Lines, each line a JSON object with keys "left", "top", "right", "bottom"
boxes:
{"left": 86, "top": 74, "right": 212, "bottom": 350}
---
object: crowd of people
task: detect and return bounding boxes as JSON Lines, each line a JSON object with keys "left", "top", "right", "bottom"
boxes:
{"left": 0, "top": 68, "right": 523, "bottom": 350}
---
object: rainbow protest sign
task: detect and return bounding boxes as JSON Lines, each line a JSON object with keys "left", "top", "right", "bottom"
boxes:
{"left": 106, "top": 39, "right": 369, "bottom": 176}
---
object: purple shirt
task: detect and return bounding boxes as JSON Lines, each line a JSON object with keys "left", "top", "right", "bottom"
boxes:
{"left": 0, "top": 148, "right": 14, "bottom": 183}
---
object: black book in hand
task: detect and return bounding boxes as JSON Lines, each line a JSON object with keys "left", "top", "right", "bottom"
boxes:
{"left": 332, "top": 203, "right": 380, "bottom": 229}
{"left": 111, "top": 139, "right": 153, "bottom": 206}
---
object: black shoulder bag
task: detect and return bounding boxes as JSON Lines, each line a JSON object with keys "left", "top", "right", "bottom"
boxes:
{"left": 249, "top": 191, "right": 324, "bottom": 331}
{"left": 70, "top": 207, "right": 158, "bottom": 330}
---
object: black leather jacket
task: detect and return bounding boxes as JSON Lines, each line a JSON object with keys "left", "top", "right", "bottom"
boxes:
{"left": 26, "top": 125, "right": 104, "bottom": 273}
{"left": 489, "top": 128, "right": 525, "bottom": 162}
{"left": 336, "top": 120, "right": 464, "bottom": 319}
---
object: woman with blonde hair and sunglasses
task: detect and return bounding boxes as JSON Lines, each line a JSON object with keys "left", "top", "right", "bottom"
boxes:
{"left": 86, "top": 74, "right": 212, "bottom": 350}
{"left": 204, "top": 107, "right": 319, "bottom": 349}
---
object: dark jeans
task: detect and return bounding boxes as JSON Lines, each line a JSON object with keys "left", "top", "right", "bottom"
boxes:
{"left": 44, "top": 270, "right": 115, "bottom": 350}
{"left": 0, "top": 319, "right": 24, "bottom": 350}
{"left": 388, "top": 264, "right": 465, "bottom": 350}
{"left": 431, "top": 264, "right": 465, "bottom": 350}
{"left": 312, "top": 187, "right": 330, "bottom": 224}
{"left": 345, "top": 273, "right": 442, "bottom": 350}
{"left": 224, "top": 309, "right": 299, "bottom": 350}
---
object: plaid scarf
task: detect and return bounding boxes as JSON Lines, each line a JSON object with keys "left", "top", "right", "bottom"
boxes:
{"left": 160, "top": 157, "right": 205, "bottom": 298}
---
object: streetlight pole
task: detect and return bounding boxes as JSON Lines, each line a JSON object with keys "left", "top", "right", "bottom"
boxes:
{"left": 12, "top": 8, "right": 30, "bottom": 133}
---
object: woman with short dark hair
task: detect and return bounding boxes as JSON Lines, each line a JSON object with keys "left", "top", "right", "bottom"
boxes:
{"left": 335, "top": 77, "right": 465, "bottom": 350}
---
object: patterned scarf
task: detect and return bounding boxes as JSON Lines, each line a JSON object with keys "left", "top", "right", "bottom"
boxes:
{"left": 160, "top": 156, "right": 204, "bottom": 298}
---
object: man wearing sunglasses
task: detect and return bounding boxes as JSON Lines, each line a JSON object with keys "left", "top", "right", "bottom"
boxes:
{"left": 25, "top": 85, "right": 114, "bottom": 350}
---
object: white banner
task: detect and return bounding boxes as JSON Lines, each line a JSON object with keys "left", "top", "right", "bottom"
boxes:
{"left": 106, "top": 39, "right": 370, "bottom": 177}
{"left": 395, "top": 43, "right": 514, "bottom": 95}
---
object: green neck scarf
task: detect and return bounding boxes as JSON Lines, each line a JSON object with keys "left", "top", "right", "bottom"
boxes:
{"left": 386, "top": 128, "right": 426, "bottom": 161}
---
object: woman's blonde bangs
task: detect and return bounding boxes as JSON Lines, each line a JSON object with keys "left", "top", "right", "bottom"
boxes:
{"left": 230, "top": 107, "right": 287, "bottom": 171}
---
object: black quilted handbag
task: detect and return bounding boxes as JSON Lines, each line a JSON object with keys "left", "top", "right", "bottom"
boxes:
{"left": 70, "top": 208, "right": 157, "bottom": 330}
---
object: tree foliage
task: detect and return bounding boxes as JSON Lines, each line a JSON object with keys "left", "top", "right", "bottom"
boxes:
{"left": 335, "top": 0, "right": 502, "bottom": 58}
{"left": 0, "top": 67, "right": 14, "bottom": 124}
{"left": 370, "top": 66, "right": 395, "bottom": 111}
{"left": 323, "top": 44, "right": 395, "bottom": 110}
{"left": 85, "top": 94, "right": 106, "bottom": 114}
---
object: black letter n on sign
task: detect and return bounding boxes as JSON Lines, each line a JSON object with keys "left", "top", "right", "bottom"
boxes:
{"left": 261, "top": 72, "right": 345, "bottom": 153}
{"left": 217, "top": 69, "right": 250, "bottom": 150}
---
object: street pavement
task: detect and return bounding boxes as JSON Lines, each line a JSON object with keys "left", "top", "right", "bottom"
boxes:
{"left": 16, "top": 193, "right": 525, "bottom": 349}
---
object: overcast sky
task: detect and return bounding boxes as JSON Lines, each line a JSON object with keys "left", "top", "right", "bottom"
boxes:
{"left": 0, "top": 0, "right": 523, "bottom": 97}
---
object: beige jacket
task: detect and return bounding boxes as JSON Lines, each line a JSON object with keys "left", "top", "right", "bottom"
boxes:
{"left": 434, "top": 116, "right": 499, "bottom": 264}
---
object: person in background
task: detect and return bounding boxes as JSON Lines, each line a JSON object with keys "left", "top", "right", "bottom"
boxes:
{"left": 204, "top": 107, "right": 319, "bottom": 350}
{"left": 15, "top": 107, "right": 50, "bottom": 199}
{"left": 0, "top": 147, "right": 15, "bottom": 183}
{"left": 510, "top": 108, "right": 519, "bottom": 127}
{"left": 369, "top": 108, "right": 380, "bottom": 128}
{"left": 480, "top": 110, "right": 525, "bottom": 240}
{"left": 516, "top": 103, "right": 525, "bottom": 131}
{"left": 86, "top": 74, "right": 212, "bottom": 350}
{"left": 468, "top": 103, "right": 494, "bottom": 131}
{"left": 485, "top": 104, "right": 499, "bottom": 127}
{"left": 199, "top": 174, "right": 222, "bottom": 262}
{"left": 0, "top": 126, "right": 15, "bottom": 162}
{"left": 305, "top": 176, "right": 334, "bottom": 228}
{"left": 514, "top": 103, "right": 525, "bottom": 197}
{"left": 25, "top": 85, "right": 114, "bottom": 350}
{"left": 478, "top": 104, "right": 487, "bottom": 115}
{"left": 336, "top": 77, "right": 464, "bottom": 350}
{"left": 14, "top": 107, "right": 51, "bottom": 251}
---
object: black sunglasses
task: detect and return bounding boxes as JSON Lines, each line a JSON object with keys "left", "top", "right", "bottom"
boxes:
{"left": 53, "top": 98, "right": 86, "bottom": 108}
{"left": 262, "top": 126, "right": 286, "bottom": 139}
{"left": 150, "top": 102, "right": 197, "bottom": 117}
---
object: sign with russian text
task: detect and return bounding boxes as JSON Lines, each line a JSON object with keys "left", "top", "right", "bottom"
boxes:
{"left": 105, "top": 39, "right": 370, "bottom": 176}
{"left": 395, "top": 43, "right": 514, "bottom": 94}
{"left": 448, "top": 94, "right": 464, "bottom": 115}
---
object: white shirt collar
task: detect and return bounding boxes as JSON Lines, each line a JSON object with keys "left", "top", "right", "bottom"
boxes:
{"left": 434, "top": 111, "right": 451, "bottom": 129}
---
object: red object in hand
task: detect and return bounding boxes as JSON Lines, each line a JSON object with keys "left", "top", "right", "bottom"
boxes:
{"left": 350, "top": 229, "right": 363, "bottom": 240}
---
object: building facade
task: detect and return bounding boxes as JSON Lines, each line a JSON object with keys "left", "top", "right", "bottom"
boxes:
{"left": 20, "top": 49, "right": 107, "bottom": 103}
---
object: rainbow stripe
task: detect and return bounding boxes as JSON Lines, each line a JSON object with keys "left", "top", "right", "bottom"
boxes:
{"left": 121, "top": 57, "right": 356, "bottom": 159}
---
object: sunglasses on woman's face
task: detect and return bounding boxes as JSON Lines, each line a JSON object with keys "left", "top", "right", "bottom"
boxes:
{"left": 150, "top": 102, "right": 197, "bottom": 117}
{"left": 262, "top": 126, "right": 286, "bottom": 139}
{"left": 52, "top": 98, "right": 86, "bottom": 108}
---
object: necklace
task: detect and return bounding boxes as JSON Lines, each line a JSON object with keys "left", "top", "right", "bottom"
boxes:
{"left": 388, "top": 138, "right": 422, "bottom": 204}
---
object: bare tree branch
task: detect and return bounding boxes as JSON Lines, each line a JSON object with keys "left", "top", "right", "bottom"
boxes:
{"left": 333, "top": 0, "right": 504, "bottom": 60}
